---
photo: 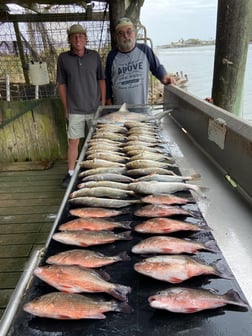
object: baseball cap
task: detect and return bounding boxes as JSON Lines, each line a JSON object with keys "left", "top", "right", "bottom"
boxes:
{"left": 115, "top": 17, "right": 134, "bottom": 31}
{"left": 67, "top": 24, "right": 86, "bottom": 36}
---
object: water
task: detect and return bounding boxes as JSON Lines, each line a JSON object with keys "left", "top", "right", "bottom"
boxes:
{"left": 157, "top": 44, "right": 252, "bottom": 121}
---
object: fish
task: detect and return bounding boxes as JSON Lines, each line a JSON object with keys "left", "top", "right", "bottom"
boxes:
{"left": 133, "top": 217, "right": 206, "bottom": 234}
{"left": 77, "top": 180, "right": 130, "bottom": 190}
{"left": 69, "top": 187, "right": 134, "bottom": 199}
{"left": 98, "top": 103, "right": 172, "bottom": 123}
{"left": 70, "top": 207, "right": 127, "bottom": 218}
{"left": 129, "top": 152, "right": 175, "bottom": 163}
{"left": 87, "top": 138, "right": 123, "bottom": 146}
{"left": 69, "top": 196, "right": 139, "bottom": 208}
{"left": 135, "top": 173, "right": 201, "bottom": 183}
{"left": 81, "top": 173, "right": 134, "bottom": 183}
{"left": 124, "top": 121, "right": 157, "bottom": 129}
{"left": 126, "top": 159, "right": 174, "bottom": 170}
{"left": 92, "top": 132, "right": 126, "bottom": 142}
{"left": 131, "top": 236, "right": 218, "bottom": 254}
{"left": 126, "top": 134, "right": 161, "bottom": 143}
{"left": 128, "top": 181, "right": 206, "bottom": 197}
{"left": 52, "top": 230, "right": 132, "bottom": 247}
{"left": 134, "top": 204, "right": 192, "bottom": 217}
{"left": 46, "top": 249, "right": 130, "bottom": 268}
{"left": 148, "top": 287, "right": 248, "bottom": 313}
{"left": 126, "top": 147, "right": 165, "bottom": 155}
{"left": 58, "top": 217, "right": 131, "bottom": 231}
{"left": 79, "top": 167, "right": 126, "bottom": 178}
{"left": 80, "top": 159, "right": 125, "bottom": 169}
{"left": 134, "top": 255, "right": 232, "bottom": 283}
{"left": 34, "top": 265, "right": 131, "bottom": 301}
{"left": 86, "top": 153, "right": 128, "bottom": 163}
{"left": 86, "top": 143, "right": 122, "bottom": 152}
{"left": 23, "top": 292, "right": 133, "bottom": 319}
{"left": 96, "top": 123, "right": 128, "bottom": 133}
{"left": 126, "top": 168, "right": 175, "bottom": 177}
{"left": 140, "top": 194, "right": 190, "bottom": 205}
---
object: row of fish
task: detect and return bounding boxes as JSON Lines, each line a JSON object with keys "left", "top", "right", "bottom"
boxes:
{"left": 23, "top": 106, "right": 248, "bottom": 321}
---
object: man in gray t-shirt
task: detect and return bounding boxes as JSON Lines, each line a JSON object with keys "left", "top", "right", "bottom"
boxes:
{"left": 105, "top": 17, "right": 176, "bottom": 106}
{"left": 57, "top": 24, "right": 105, "bottom": 188}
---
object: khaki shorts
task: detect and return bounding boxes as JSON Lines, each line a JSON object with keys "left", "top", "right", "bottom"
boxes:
{"left": 67, "top": 114, "right": 94, "bottom": 139}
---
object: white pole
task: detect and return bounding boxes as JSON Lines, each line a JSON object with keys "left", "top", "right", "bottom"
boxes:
{"left": 6, "top": 75, "right": 10, "bottom": 101}
{"left": 35, "top": 85, "right": 39, "bottom": 99}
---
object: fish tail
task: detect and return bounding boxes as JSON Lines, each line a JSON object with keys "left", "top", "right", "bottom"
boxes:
{"left": 213, "top": 259, "right": 234, "bottom": 279}
{"left": 118, "top": 251, "right": 131, "bottom": 262}
{"left": 120, "top": 221, "right": 132, "bottom": 229}
{"left": 110, "top": 284, "right": 132, "bottom": 301}
{"left": 119, "top": 231, "right": 132, "bottom": 241}
{"left": 189, "top": 173, "right": 201, "bottom": 181}
{"left": 204, "top": 239, "right": 219, "bottom": 253}
{"left": 146, "top": 109, "right": 173, "bottom": 121}
{"left": 114, "top": 301, "right": 134, "bottom": 314}
{"left": 224, "top": 289, "right": 249, "bottom": 309}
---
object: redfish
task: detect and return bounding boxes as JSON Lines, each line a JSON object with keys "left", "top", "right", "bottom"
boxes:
{"left": 134, "top": 255, "right": 232, "bottom": 283}
{"left": 52, "top": 230, "right": 132, "bottom": 247}
{"left": 134, "top": 217, "right": 205, "bottom": 234}
{"left": 34, "top": 265, "right": 131, "bottom": 301}
{"left": 148, "top": 287, "right": 248, "bottom": 313}
{"left": 131, "top": 236, "right": 218, "bottom": 254}
{"left": 23, "top": 292, "right": 133, "bottom": 319}
{"left": 70, "top": 207, "right": 127, "bottom": 218}
{"left": 58, "top": 218, "right": 131, "bottom": 231}
{"left": 46, "top": 249, "right": 130, "bottom": 268}
{"left": 134, "top": 204, "right": 191, "bottom": 218}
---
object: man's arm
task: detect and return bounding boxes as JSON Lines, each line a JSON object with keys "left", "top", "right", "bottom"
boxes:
{"left": 58, "top": 83, "right": 69, "bottom": 119}
{"left": 99, "top": 79, "right": 106, "bottom": 106}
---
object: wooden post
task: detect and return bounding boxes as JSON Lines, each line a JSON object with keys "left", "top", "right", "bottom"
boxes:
{"left": 13, "top": 22, "right": 30, "bottom": 84}
{"left": 212, "top": 0, "right": 252, "bottom": 116}
{"left": 108, "top": 0, "right": 125, "bottom": 49}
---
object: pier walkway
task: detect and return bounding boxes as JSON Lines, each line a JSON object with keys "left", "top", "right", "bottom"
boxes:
{"left": 0, "top": 160, "right": 66, "bottom": 319}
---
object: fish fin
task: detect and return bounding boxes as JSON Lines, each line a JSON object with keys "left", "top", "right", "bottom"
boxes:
{"left": 204, "top": 240, "right": 219, "bottom": 253}
{"left": 110, "top": 284, "right": 132, "bottom": 301}
{"left": 170, "top": 277, "right": 184, "bottom": 283}
{"left": 115, "top": 301, "right": 134, "bottom": 313}
{"left": 118, "top": 251, "right": 131, "bottom": 262}
{"left": 97, "top": 269, "right": 111, "bottom": 281}
{"left": 119, "top": 231, "right": 132, "bottom": 241}
{"left": 224, "top": 289, "right": 249, "bottom": 309}
{"left": 213, "top": 259, "right": 234, "bottom": 279}
{"left": 185, "top": 307, "right": 201, "bottom": 313}
{"left": 120, "top": 221, "right": 132, "bottom": 229}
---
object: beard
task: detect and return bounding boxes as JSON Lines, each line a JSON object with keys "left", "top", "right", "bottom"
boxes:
{"left": 117, "top": 37, "right": 135, "bottom": 52}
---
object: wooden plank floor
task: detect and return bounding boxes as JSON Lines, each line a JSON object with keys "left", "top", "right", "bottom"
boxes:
{"left": 0, "top": 160, "right": 67, "bottom": 319}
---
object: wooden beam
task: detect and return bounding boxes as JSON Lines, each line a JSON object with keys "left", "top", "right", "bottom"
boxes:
{"left": 212, "top": 0, "right": 252, "bottom": 115}
{"left": 0, "top": 11, "right": 107, "bottom": 23}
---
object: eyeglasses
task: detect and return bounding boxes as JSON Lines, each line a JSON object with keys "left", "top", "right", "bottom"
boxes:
{"left": 117, "top": 29, "right": 134, "bottom": 37}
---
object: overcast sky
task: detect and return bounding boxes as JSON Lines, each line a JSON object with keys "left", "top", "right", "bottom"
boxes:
{"left": 140, "top": 0, "right": 218, "bottom": 46}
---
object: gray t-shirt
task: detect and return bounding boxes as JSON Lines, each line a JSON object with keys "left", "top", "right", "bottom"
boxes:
{"left": 57, "top": 48, "right": 105, "bottom": 114}
{"left": 105, "top": 43, "right": 167, "bottom": 105}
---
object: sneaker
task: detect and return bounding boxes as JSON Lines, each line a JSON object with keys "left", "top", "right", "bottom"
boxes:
{"left": 62, "top": 173, "right": 72, "bottom": 188}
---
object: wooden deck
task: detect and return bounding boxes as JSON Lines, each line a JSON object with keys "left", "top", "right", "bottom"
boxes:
{"left": 0, "top": 160, "right": 67, "bottom": 319}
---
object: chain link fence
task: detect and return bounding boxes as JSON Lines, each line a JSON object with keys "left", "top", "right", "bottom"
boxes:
{"left": 0, "top": 2, "right": 110, "bottom": 101}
